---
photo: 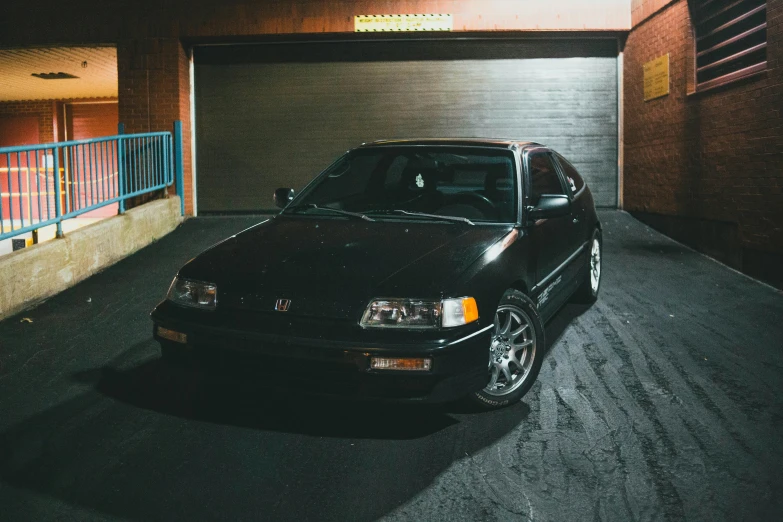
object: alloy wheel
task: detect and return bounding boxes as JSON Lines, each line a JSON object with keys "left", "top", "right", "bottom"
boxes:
{"left": 590, "top": 238, "right": 601, "bottom": 293}
{"left": 484, "top": 304, "right": 537, "bottom": 396}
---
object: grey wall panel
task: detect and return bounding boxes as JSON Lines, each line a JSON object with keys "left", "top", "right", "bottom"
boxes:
{"left": 196, "top": 44, "right": 618, "bottom": 212}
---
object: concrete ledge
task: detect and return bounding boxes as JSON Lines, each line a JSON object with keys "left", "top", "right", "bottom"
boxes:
{"left": 0, "top": 197, "right": 183, "bottom": 321}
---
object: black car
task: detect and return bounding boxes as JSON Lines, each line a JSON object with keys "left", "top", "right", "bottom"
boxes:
{"left": 151, "top": 139, "right": 602, "bottom": 409}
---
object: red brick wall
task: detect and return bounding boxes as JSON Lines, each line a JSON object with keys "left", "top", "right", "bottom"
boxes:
{"left": 0, "top": 116, "right": 39, "bottom": 147}
{"left": 117, "top": 38, "right": 192, "bottom": 213}
{"left": 631, "top": 0, "right": 676, "bottom": 27}
{"left": 0, "top": 101, "right": 54, "bottom": 145}
{"left": 0, "top": 99, "right": 120, "bottom": 147}
{"left": 69, "top": 103, "right": 119, "bottom": 140}
{"left": 177, "top": 42, "right": 193, "bottom": 215}
{"left": 0, "top": 0, "right": 632, "bottom": 46}
{"left": 623, "top": 0, "right": 783, "bottom": 287}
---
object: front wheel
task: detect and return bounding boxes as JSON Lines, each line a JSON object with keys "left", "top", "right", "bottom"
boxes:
{"left": 470, "top": 290, "right": 545, "bottom": 410}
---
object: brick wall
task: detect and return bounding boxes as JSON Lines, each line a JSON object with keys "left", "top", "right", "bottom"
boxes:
{"left": 117, "top": 39, "right": 192, "bottom": 213}
{"left": 0, "top": 99, "right": 119, "bottom": 146}
{"left": 0, "top": 1, "right": 633, "bottom": 47}
{"left": 623, "top": 0, "right": 783, "bottom": 288}
{"left": 69, "top": 103, "right": 119, "bottom": 140}
{"left": 631, "top": 0, "right": 675, "bottom": 27}
{"left": 0, "top": 101, "right": 54, "bottom": 144}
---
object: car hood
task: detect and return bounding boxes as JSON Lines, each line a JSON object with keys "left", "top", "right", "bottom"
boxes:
{"left": 178, "top": 216, "right": 511, "bottom": 320}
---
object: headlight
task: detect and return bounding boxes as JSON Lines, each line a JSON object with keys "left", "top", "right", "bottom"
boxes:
{"left": 360, "top": 297, "right": 478, "bottom": 329}
{"left": 167, "top": 277, "right": 217, "bottom": 310}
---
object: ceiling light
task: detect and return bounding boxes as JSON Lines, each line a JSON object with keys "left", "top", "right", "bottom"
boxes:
{"left": 31, "top": 72, "right": 79, "bottom": 80}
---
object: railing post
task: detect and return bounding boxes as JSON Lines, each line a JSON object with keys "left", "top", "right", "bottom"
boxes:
{"left": 53, "top": 145, "right": 63, "bottom": 238}
{"left": 117, "top": 123, "right": 125, "bottom": 214}
{"left": 173, "top": 120, "right": 185, "bottom": 216}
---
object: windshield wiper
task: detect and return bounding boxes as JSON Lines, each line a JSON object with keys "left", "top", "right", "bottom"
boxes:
{"left": 366, "top": 209, "right": 474, "bottom": 225}
{"left": 288, "top": 203, "right": 375, "bottom": 222}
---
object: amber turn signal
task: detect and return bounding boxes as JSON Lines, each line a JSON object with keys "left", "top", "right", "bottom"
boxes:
{"left": 461, "top": 297, "right": 479, "bottom": 324}
{"left": 371, "top": 357, "right": 432, "bottom": 371}
{"left": 157, "top": 326, "right": 187, "bottom": 344}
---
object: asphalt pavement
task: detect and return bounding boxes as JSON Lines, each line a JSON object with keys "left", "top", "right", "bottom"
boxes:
{"left": 1, "top": 211, "right": 782, "bottom": 521}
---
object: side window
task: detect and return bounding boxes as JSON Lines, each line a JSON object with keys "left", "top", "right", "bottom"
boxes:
{"left": 554, "top": 154, "right": 585, "bottom": 194}
{"left": 528, "top": 152, "right": 564, "bottom": 204}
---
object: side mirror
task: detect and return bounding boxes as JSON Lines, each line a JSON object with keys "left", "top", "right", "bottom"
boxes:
{"left": 528, "top": 194, "right": 570, "bottom": 220}
{"left": 274, "top": 188, "right": 295, "bottom": 208}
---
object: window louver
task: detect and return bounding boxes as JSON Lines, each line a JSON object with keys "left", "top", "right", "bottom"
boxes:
{"left": 691, "top": 0, "right": 767, "bottom": 91}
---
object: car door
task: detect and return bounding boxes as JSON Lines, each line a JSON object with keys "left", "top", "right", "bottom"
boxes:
{"left": 525, "top": 149, "right": 572, "bottom": 315}
{"left": 553, "top": 152, "right": 589, "bottom": 248}
{"left": 551, "top": 152, "right": 591, "bottom": 296}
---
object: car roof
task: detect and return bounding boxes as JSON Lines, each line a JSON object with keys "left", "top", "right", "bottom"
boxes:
{"left": 358, "top": 138, "right": 544, "bottom": 151}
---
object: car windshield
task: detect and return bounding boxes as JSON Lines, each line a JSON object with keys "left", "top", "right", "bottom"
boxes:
{"left": 286, "top": 146, "right": 518, "bottom": 223}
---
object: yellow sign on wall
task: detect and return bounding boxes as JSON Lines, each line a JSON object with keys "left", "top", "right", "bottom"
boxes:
{"left": 643, "top": 54, "right": 670, "bottom": 102}
{"left": 355, "top": 14, "right": 453, "bottom": 32}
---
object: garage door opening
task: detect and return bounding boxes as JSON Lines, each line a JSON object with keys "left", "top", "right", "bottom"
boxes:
{"left": 194, "top": 38, "right": 619, "bottom": 213}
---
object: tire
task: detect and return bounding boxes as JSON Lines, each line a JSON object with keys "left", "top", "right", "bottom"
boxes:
{"left": 469, "top": 289, "right": 546, "bottom": 410}
{"left": 572, "top": 228, "right": 602, "bottom": 304}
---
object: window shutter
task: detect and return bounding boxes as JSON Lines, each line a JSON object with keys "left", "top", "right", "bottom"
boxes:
{"left": 690, "top": 0, "right": 767, "bottom": 91}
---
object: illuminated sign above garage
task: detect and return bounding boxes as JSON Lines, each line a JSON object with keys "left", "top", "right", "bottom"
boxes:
{"left": 354, "top": 14, "right": 453, "bottom": 32}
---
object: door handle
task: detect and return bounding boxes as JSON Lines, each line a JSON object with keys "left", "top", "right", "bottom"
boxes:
{"left": 572, "top": 217, "right": 580, "bottom": 224}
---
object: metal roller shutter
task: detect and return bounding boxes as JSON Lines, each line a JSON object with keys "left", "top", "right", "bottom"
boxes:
{"left": 195, "top": 39, "right": 618, "bottom": 212}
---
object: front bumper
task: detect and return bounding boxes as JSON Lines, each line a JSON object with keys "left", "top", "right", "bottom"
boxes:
{"left": 151, "top": 302, "right": 492, "bottom": 403}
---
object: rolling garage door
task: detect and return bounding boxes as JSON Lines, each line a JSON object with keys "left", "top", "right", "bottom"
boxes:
{"left": 194, "top": 39, "right": 618, "bottom": 212}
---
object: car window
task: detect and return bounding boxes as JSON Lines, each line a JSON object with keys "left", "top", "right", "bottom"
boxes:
{"left": 384, "top": 155, "right": 408, "bottom": 187}
{"left": 554, "top": 153, "right": 585, "bottom": 194}
{"left": 289, "top": 147, "right": 518, "bottom": 223}
{"left": 308, "top": 154, "right": 379, "bottom": 202}
{"left": 528, "top": 152, "right": 564, "bottom": 204}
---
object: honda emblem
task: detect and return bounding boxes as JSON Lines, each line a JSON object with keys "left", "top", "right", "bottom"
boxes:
{"left": 275, "top": 299, "right": 291, "bottom": 312}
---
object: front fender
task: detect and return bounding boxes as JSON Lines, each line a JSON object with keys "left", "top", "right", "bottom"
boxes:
{"left": 449, "top": 228, "right": 534, "bottom": 326}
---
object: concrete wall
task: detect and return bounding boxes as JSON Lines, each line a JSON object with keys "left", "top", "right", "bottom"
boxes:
{"left": 0, "top": 197, "right": 183, "bottom": 321}
{"left": 623, "top": 0, "right": 783, "bottom": 288}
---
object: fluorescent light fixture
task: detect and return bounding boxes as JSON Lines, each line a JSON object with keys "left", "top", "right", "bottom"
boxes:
{"left": 31, "top": 72, "right": 79, "bottom": 80}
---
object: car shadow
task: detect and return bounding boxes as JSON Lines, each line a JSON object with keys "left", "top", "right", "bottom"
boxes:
{"left": 1, "top": 349, "right": 531, "bottom": 521}
{"left": 88, "top": 358, "right": 489, "bottom": 440}
{"left": 79, "top": 297, "right": 588, "bottom": 440}
{"left": 0, "top": 294, "right": 588, "bottom": 522}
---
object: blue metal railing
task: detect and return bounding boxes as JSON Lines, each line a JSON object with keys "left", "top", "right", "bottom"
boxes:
{"left": 0, "top": 123, "right": 183, "bottom": 242}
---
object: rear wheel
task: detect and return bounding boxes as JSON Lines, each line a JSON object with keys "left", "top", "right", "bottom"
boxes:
{"left": 573, "top": 229, "right": 602, "bottom": 304}
{"left": 470, "top": 290, "right": 545, "bottom": 409}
